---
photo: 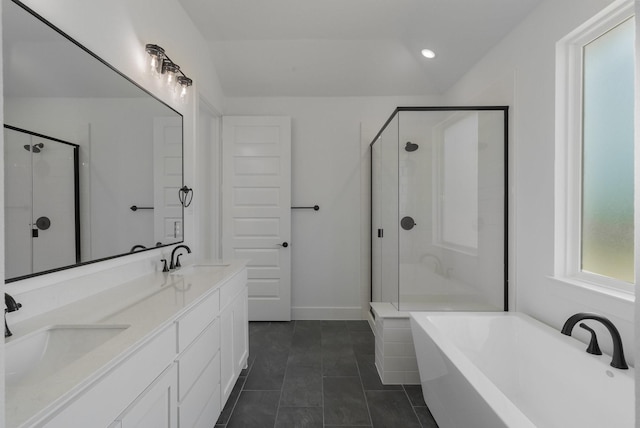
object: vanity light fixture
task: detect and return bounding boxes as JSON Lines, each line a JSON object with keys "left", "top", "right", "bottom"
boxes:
{"left": 145, "top": 43, "right": 193, "bottom": 103}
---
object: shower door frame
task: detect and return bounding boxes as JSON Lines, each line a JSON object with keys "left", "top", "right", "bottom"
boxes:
{"left": 4, "top": 124, "right": 81, "bottom": 279}
{"left": 369, "top": 106, "right": 509, "bottom": 311}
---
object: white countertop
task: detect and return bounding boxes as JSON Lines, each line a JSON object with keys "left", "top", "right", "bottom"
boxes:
{"left": 5, "top": 260, "right": 247, "bottom": 428}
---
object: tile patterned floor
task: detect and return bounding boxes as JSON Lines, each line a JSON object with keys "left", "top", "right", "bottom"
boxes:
{"left": 215, "top": 320, "right": 439, "bottom": 428}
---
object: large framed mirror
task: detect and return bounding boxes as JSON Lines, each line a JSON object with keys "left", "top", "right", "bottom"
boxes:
{"left": 2, "top": 0, "right": 184, "bottom": 282}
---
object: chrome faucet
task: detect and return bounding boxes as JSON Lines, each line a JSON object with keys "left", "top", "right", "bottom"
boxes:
{"left": 5, "top": 293, "right": 22, "bottom": 338}
{"left": 170, "top": 244, "right": 191, "bottom": 270}
{"left": 561, "top": 312, "right": 628, "bottom": 369}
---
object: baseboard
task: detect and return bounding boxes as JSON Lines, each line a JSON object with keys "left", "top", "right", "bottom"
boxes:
{"left": 291, "top": 306, "right": 363, "bottom": 320}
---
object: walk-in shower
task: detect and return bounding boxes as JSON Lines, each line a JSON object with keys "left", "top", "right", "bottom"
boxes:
{"left": 371, "top": 107, "right": 508, "bottom": 312}
{"left": 4, "top": 125, "right": 80, "bottom": 279}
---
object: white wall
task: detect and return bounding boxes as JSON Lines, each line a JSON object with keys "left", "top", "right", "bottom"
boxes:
{"left": 443, "top": 0, "right": 637, "bottom": 362}
{"left": 225, "top": 96, "right": 440, "bottom": 319}
{"left": 0, "top": 1, "right": 5, "bottom": 422}
{"left": 635, "top": 1, "right": 640, "bottom": 422}
{"left": 4, "top": 0, "right": 224, "bottom": 321}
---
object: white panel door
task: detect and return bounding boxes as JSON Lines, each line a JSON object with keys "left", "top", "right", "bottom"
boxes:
{"left": 222, "top": 116, "right": 291, "bottom": 321}
{"left": 154, "top": 117, "right": 183, "bottom": 245}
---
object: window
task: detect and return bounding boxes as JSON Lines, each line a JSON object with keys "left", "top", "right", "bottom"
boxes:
{"left": 556, "top": 0, "right": 635, "bottom": 294}
{"left": 434, "top": 112, "right": 479, "bottom": 255}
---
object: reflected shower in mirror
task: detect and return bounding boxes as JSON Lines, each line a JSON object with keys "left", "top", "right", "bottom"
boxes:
{"left": 2, "top": 0, "right": 184, "bottom": 282}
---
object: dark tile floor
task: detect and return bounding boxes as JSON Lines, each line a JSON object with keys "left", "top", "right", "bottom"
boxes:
{"left": 215, "top": 320, "right": 439, "bottom": 428}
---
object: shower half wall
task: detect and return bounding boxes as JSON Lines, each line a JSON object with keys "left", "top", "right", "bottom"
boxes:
{"left": 371, "top": 107, "right": 508, "bottom": 312}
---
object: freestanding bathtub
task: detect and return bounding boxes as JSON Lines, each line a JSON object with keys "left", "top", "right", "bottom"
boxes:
{"left": 409, "top": 312, "right": 634, "bottom": 428}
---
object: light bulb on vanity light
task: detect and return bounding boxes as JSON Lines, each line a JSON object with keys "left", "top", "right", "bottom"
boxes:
{"left": 145, "top": 44, "right": 165, "bottom": 76}
{"left": 163, "top": 60, "right": 180, "bottom": 88}
{"left": 177, "top": 76, "right": 192, "bottom": 103}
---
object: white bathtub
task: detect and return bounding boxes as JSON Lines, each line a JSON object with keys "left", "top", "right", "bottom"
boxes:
{"left": 409, "top": 312, "right": 634, "bottom": 428}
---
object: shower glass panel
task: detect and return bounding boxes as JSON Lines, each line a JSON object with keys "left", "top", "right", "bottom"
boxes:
{"left": 372, "top": 115, "right": 399, "bottom": 308}
{"left": 371, "top": 107, "right": 508, "bottom": 312}
{"left": 4, "top": 126, "right": 80, "bottom": 279}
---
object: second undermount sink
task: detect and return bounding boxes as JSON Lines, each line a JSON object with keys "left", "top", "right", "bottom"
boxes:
{"left": 170, "top": 263, "right": 230, "bottom": 276}
{"left": 6, "top": 324, "right": 129, "bottom": 387}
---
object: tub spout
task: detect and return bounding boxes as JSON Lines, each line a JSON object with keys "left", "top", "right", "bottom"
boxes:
{"left": 561, "top": 312, "right": 628, "bottom": 369}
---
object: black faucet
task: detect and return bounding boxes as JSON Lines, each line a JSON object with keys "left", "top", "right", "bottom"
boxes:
{"left": 130, "top": 244, "right": 147, "bottom": 252}
{"left": 561, "top": 312, "right": 628, "bottom": 369}
{"left": 169, "top": 244, "right": 191, "bottom": 270}
{"left": 5, "top": 293, "right": 22, "bottom": 338}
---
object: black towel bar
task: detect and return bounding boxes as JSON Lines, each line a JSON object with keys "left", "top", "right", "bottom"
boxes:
{"left": 292, "top": 205, "right": 319, "bottom": 211}
{"left": 130, "top": 205, "right": 154, "bottom": 211}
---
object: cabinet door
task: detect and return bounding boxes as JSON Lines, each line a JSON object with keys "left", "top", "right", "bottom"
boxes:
{"left": 221, "top": 286, "right": 249, "bottom": 402}
{"left": 220, "top": 302, "right": 234, "bottom": 402}
{"left": 117, "top": 364, "right": 178, "bottom": 428}
{"left": 233, "top": 287, "right": 249, "bottom": 376}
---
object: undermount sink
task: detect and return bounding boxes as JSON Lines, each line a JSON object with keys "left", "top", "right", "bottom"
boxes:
{"left": 6, "top": 324, "right": 129, "bottom": 387}
{"left": 170, "top": 263, "right": 230, "bottom": 276}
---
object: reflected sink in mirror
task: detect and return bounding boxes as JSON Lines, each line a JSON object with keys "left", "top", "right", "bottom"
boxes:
{"left": 6, "top": 324, "right": 129, "bottom": 387}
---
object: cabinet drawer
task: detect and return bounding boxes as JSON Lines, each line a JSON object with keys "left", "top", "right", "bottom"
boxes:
{"left": 219, "top": 269, "right": 247, "bottom": 310}
{"left": 43, "top": 325, "right": 176, "bottom": 428}
{"left": 179, "top": 353, "right": 221, "bottom": 428}
{"left": 177, "top": 289, "right": 219, "bottom": 352}
{"left": 177, "top": 318, "right": 220, "bottom": 401}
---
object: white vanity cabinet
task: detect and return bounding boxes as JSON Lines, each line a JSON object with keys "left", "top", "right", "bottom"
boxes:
{"left": 19, "top": 265, "right": 249, "bottom": 428}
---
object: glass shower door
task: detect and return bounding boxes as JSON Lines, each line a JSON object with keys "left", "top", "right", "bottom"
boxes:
{"left": 5, "top": 126, "right": 79, "bottom": 279}
{"left": 371, "top": 115, "right": 399, "bottom": 308}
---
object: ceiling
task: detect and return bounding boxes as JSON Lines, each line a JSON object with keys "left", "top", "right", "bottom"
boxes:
{"left": 177, "top": 0, "right": 543, "bottom": 97}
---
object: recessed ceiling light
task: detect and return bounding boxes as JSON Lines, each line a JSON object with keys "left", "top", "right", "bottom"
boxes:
{"left": 421, "top": 49, "right": 436, "bottom": 59}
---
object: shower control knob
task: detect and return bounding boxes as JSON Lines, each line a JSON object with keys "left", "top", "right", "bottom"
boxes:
{"left": 35, "top": 216, "right": 51, "bottom": 230}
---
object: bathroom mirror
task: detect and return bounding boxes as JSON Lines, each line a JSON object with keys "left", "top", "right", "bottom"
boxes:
{"left": 3, "top": 0, "right": 184, "bottom": 282}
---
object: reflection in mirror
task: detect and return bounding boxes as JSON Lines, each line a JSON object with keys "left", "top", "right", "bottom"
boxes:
{"left": 3, "top": 0, "right": 184, "bottom": 282}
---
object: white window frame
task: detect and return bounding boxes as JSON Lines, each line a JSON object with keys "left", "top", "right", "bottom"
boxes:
{"left": 554, "top": 0, "right": 635, "bottom": 296}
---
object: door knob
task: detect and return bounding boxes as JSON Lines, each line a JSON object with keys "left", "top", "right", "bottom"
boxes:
{"left": 279, "top": 242, "right": 289, "bottom": 248}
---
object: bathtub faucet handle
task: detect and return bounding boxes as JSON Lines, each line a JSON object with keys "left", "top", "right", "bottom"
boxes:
{"left": 578, "top": 323, "right": 602, "bottom": 356}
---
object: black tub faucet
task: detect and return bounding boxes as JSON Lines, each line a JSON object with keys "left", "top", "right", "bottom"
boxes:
{"left": 5, "top": 293, "right": 22, "bottom": 338}
{"left": 561, "top": 312, "right": 628, "bottom": 369}
{"left": 170, "top": 244, "right": 191, "bottom": 270}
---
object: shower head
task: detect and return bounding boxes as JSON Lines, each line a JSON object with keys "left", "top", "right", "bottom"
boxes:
{"left": 23, "top": 143, "right": 44, "bottom": 153}
{"left": 405, "top": 142, "right": 419, "bottom": 152}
